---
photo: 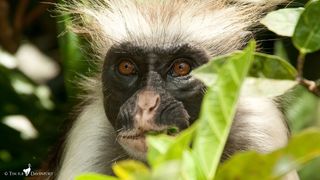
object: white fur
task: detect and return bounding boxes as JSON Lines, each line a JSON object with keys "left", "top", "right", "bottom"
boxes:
{"left": 56, "top": 96, "right": 125, "bottom": 180}
{"left": 237, "top": 97, "right": 289, "bottom": 151}
{"left": 58, "top": 0, "right": 286, "bottom": 59}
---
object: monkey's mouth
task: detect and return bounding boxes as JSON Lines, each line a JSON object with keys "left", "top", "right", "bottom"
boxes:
{"left": 117, "top": 127, "right": 179, "bottom": 160}
{"left": 118, "top": 133, "right": 147, "bottom": 160}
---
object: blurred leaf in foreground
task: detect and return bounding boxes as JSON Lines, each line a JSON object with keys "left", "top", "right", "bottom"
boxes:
{"left": 113, "top": 160, "right": 150, "bottom": 180}
{"left": 192, "top": 41, "right": 255, "bottom": 179}
{"left": 215, "top": 129, "right": 320, "bottom": 180}
{"left": 76, "top": 173, "right": 118, "bottom": 180}
{"left": 147, "top": 123, "right": 196, "bottom": 168}
{"left": 299, "top": 157, "right": 320, "bottom": 180}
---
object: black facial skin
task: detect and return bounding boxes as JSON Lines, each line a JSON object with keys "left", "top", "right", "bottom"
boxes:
{"left": 102, "top": 43, "right": 209, "bottom": 133}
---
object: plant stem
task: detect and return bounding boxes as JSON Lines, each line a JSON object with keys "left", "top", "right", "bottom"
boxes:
{"left": 300, "top": 79, "right": 320, "bottom": 97}
{"left": 296, "top": 52, "right": 306, "bottom": 81}
{"left": 296, "top": 51, "right": 320, "bottom": 97}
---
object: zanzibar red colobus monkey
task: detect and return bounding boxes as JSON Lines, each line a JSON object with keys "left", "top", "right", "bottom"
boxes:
{"left": 43, "top": 0, "right": 299, "bottom": 179}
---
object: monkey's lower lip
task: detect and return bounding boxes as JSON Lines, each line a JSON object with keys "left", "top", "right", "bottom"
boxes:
{"left": 118, "top": 128, "right": 180, "bottom": 159}
{"left": 119, "top": 133, "right": 145, "bottom": 140}
{"left": 118, "top": 134, "right": 148, "bottom": 155}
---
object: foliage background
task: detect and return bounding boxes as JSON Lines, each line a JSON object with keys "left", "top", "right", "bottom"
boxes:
{"left": 0, "top": 0, "right": 319, "bottom": 180}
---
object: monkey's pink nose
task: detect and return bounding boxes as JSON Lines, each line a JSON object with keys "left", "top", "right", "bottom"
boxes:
{"left": 137, "top": 90, "right": 160, "bottom": 112}
{"left": 134, "top": 90, "right": 160, "bottom": 131}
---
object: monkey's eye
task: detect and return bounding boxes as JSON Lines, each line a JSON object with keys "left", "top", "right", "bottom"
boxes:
{"left": 171, "top": 60, "right": 191, "bottom": 77}
{"left": 118, "top": 60, "right": 136, "bottom": 75}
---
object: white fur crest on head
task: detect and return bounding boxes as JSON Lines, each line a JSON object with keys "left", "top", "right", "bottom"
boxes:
{"left": 58, "top": 0, "right": 286, "bottom": 58}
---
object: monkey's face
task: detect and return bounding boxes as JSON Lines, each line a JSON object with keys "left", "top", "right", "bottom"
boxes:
{"left": 102, "top": 43, "right": 208, "bottom": 160}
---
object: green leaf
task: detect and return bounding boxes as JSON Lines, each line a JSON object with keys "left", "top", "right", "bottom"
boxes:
{"left": 261, "top": 8, "right": 304, "bottom": 37}
{"left": 293, "top": 0, "right": 320, "bottom": 54}
{"left": 299, "top": 157, "right": 320, "bottom": 180}
{"left": 251, "top": 53, "right": 297, "bottom": 80}
{"left": 192, "top": 41, "right": 256, "bottom": 179}
{"left": 193, "top": 52, "right": 297, "bottom": 87}
{"left": 181, "top": 151, "right": 200, "bottom": 180}
{"left": 215, "top": 129, "right": 320, "bottom": 180}
{"left": 147, "top": 123, "right": 197, "bottom": 168}
{"left": 241, "top": 78, "right": 297, "bottom": 98}
{"left": 191, "top": 54, "right": 227, "bottom": 86}
{"left": 112, "top": 160, "right": 150, "bottom": 180}
{"left": 147, "top": 135, "right": 175, "bottom": 166}
{"left": 151, "top": 160, "right": 182, "bottom": 180}
{"left": 75, "top": 173, "right": 118, "bottom": 180}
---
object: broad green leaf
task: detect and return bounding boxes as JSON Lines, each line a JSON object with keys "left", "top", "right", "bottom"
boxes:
{"left": 299, "top": 157, "right": 320, "bottom": 180}
{"left": 241, "top": 78, "right": 297, "bottom": 98}
{"left": 151, "top": 160, "right": 182, "bottom": 180}
{"left": 215, "top": 129, "right": 320, "bottom": 180}
{"left": 261, "top": 8, "right": 304, "bottom": 37}
{"left": 180, "top": 151, "right": 198, "bottom": 180}
{"left": 251, "top": 53, "right": 297, "bottom": 80}
{"left": 192, "top": 41, "right": 256, "bottom": 179}
{"left": 193, "top": 52, "right": 297, "bottom": 87}
{"left": 147, "top": 135, "right": 175, "bottom": 166}
{"left": 112, "top": 160, "right": 150, "bottom": 180}
{"left": 191, "top": 54, "right": 228, "bottom": 86}
{"left": 147, "top": 123, "right": 197, "bottom": 168}
{"left": 76, "top": 173, "right": 118, "bottom": 180}
{"left": 293, "top": 0, "right": 320, "bottom": 54}
{"left": 151, "top": 157, "right": 200, "bottom": 180}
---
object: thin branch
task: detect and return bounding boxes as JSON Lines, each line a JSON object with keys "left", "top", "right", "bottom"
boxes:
{"left": 296, "top": 52, "right": 306, "bottom": 81}
{"left": 295, "top": 51, "right": 320, "bottom": 97}
{"left": 299, "top": 79, "right": 320, "bottom": 97}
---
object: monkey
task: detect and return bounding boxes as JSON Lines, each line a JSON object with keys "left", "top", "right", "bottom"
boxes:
{"left": 43, "top": 0, "right": 299, "bottom": 180}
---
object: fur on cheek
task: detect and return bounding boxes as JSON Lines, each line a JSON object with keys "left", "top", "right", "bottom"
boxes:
{"left": 56, "top": 96, "right": 126, "bottom": 180}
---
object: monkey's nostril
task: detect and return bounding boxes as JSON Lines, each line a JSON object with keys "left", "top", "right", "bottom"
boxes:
{"left": 148, "top": 96, "right": 160, "bottom": 112}
{"left": 136, "top": 90, "right": 160, "bottom": 112}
